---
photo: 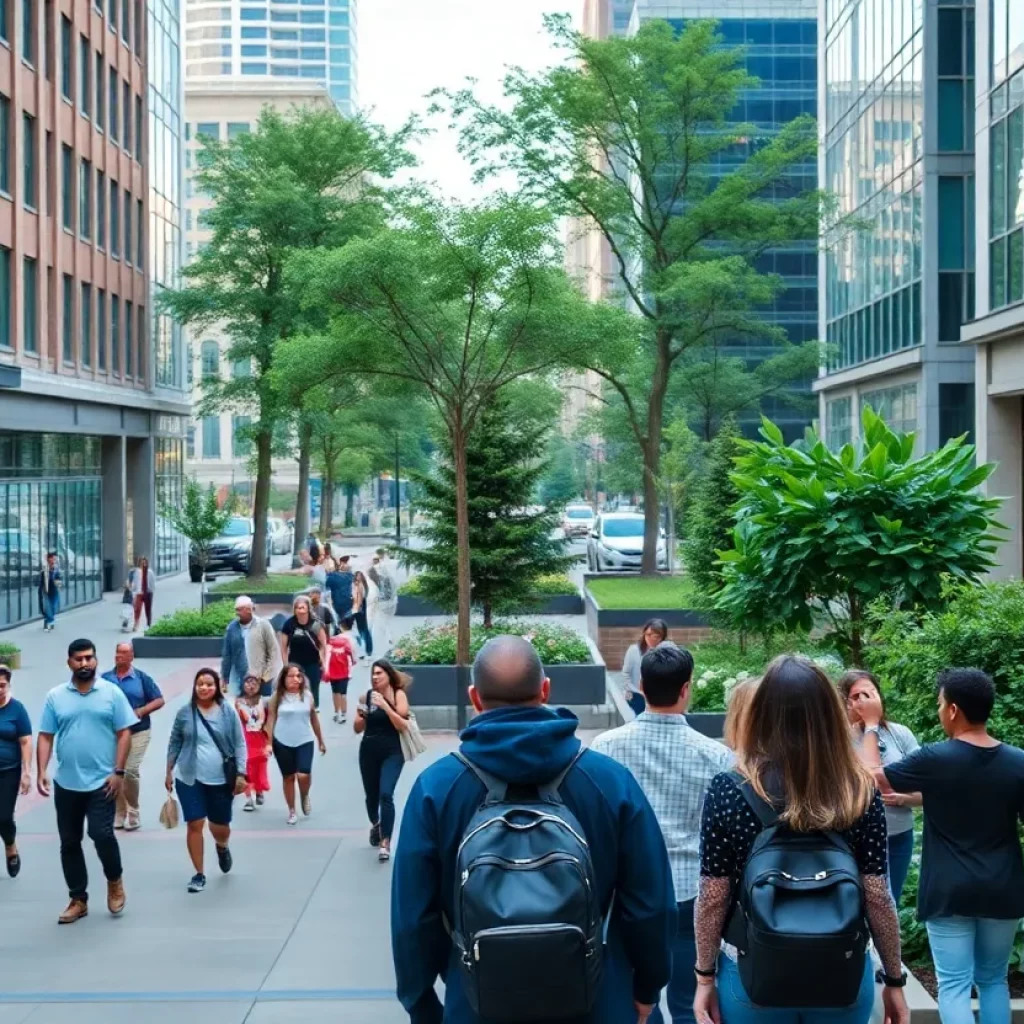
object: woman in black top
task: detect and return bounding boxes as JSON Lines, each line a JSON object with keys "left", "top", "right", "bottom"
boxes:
{"left": 694, "top": 655, "right": 907, "bottom": 1024}
{"left": 352, "top": 571, "right": 373, "bottom": 659}
{"left": 279, "top": 595, "right": 327, "bottom": 712}
{"left": 0, "top": 666, "right": 32, "bottom": 878}
{"left": 353, "top": 659, "right": 410, "bottom": 863}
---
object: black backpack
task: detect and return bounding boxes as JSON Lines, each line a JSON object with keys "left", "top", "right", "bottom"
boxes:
{"left": 451, "top": 749, "right": 603, "bottom": 1023}
{"left": 724, "top": 773, "right": 868, "bottom": 1008}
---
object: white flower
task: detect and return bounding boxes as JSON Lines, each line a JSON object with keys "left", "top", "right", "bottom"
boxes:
{"left": 736, "top": 670, "right": 751, "bottom": 681}
{"left": 696, "top": 679, "right": 708, "bottom": 689}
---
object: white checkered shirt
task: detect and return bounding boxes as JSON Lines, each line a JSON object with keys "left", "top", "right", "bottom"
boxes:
{"left": 590, "top": 712, "right": 734, "bottom": 902}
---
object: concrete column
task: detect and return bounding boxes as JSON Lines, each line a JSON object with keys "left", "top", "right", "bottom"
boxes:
{"left": 101, "top": 436, "right": 127, "bottom": 590}
{"left": 127, "top": 436, "right": 155, "bottom": 569}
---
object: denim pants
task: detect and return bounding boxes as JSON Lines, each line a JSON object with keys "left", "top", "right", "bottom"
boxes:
{"left": 887, "top": 828, "right": 914, "bottom": 906}
{"left": 54, "top": 783, "right": 122, "bottom": 901}
{"left": 717, "top": 955, "right": 874, "bottom": 1024}
{"left": 926, "top": 916, "right": 1019, "bottom": 1024}
{"left": 41, "top": 592, "right": 59, "bottom": 627}
{"left": 358, "top": 741, "right": 403, "bottom": 840}
{"left": 650, "top": 898, "right": 697, "bottom": 1024}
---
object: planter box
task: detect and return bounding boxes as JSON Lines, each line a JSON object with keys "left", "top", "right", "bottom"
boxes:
{"left": 393, "top": 661, "right": 606, "bottom": 707}
{"left": 686, "top": 712, "right": 725, "bottom": 741}
{"left": 397, "top": 592, "right": 585, "bottom": 617}
{"left": 132, "top": 636, "right": 225, "bottom": 659}
{"left": 584, "top": 576, "right": 713, "bottom": 671}
{"left": 0, "top": 651, "right": 21, "bottom": 670}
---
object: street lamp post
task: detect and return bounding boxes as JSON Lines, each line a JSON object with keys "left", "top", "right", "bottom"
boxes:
{"left": 394, "top": 433, "right": 401, "bottom": 548}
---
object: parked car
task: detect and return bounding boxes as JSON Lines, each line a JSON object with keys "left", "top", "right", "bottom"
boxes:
{"left": 269, "top": 517, "right": 294, "bottom": 555}
{"left": 562, "top": 504, "right": 596, "bottom": 539}
{"left": 188, "top": 517, "right": 272, "bottom": 582}
{"left": 586, "top": 512, "right": 668, "bottom": 572}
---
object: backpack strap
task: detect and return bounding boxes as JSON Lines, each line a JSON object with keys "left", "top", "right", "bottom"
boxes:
{"left": 452, "top": 751, "right": 508, "bottom": 804}
{"left": 729, "top": 770, "right": 780, "bottom": 829}
{"left": 536, "top": 747, "right": 587, "bottom": 801}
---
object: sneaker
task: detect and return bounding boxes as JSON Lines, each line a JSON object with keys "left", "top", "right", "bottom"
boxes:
{"left": 332, "top": 713, "right": 339, "bottom": 724}
{"left": 339, "top": 713, "right": 347, "bottom": 725}
{"left": 123, "top": 814, "right": 140, "bottom": 832}
{"left": 301, "top": 793, "right": 311, "bottom": 816}
{"left": 287, "top": 810, "right": 297, "bottom": 826}
{"left": 107, "top": 878, "right": 126, "bottom": 916}
{"left": 58, "top": 898, "right": 89, "bottom": 924}
{"left": 255, "top": 793, "right": 265, "bottom": 806}
{"left": 369, "top": 822, "right": 381, "bottom": 847}
{"left": 187, "top": 873, "right": 206, "bottom": 894}
{"left": 6, "top": 851, "right": 21, "bottom": 878}
{"left": 114, "top": 817, "right": 126, "bottom": 830}
{"left": 216, "top": 845, "right": 233, "bottom": 874}
{"left": 243, "top": 798, "right": 255, "bottom": 812}
{"left": 378, "top": 847, "right": 391, "bottom": 862}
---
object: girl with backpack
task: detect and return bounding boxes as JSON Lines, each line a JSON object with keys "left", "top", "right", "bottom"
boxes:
{"left": 693, "top": 655, "right": 908, "bottom": 1024}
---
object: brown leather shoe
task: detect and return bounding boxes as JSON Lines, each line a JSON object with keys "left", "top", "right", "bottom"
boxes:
{"left": 107, "top": 878, "right": 126, "bottom": 916}
{"left": 58, "top": 898, "right": 88, "bottom": 925}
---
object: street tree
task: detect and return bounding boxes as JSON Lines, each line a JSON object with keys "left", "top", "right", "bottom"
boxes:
{"left": 162, "top": 106, "right": 412, "bottom": 576}
{"left": 443, "top": 16, "right": 820, "bottom": 571}
{"left": 159, "top": 478, "right": 232, "bottom": 599}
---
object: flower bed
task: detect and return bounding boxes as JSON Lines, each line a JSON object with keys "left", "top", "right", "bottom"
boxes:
{"left": 0, "top": 642, "right": 21, "bottom": 670}
{"left": 397, "top": 575, "right": 583, "bottom": 617}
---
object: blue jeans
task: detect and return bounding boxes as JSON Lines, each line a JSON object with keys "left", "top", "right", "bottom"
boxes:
{"left": 718, "top": 955, "right": 874, "bottom": 1024}
{"left": 926, "top": 917, "right": 1018, "bottom": 1024}
{"left": 41, "top": 592, "right": 59, "bottom": 627}
{"left": 650, "top": 898, "right": 696, "bottom": 1024}
{"left": 887, "top": 828, "right": 914, "bottom": 906}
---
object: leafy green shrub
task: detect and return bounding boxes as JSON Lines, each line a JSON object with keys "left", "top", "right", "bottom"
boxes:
{"left": 390, "top": 620, "right": 591, "bottom": 665}
{"left": 0, "top": 642, "right": 20, "bottom": 656}
{"left": 146, "top": 602, "right": 236, "bottom": 637}
{"left": 399, "top": 573, "right": 578, "bottom": 600}
{"left": 212, "top": 574, "right": 309, "bottom": 595}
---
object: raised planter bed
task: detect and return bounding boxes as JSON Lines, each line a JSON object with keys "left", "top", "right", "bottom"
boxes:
{"left": 132, "top": 636, "right": 225, "bottom": 659}
{"left": 0, "top": 649, "right": 22, "bottom": 670}
{"left": 397, "top": 592, "right": 584, "bottom": 617}
{"left": 204, "top": 591, "right": 305, "bottom": 607}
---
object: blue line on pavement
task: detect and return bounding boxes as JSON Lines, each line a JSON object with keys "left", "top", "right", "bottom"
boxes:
{"left": 0, "top": 988, "right": 397, "bottom": 1004}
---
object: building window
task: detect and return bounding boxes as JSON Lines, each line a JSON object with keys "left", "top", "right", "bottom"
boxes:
{"left": 125, "top": 298, "right": 133, "bottom": 376}
{"left": 123, "top": 189, "right": 131, "bottom": 264}
{"left": 43, "top": 0, "right": 51, "bottom": 79}
{"left": 96, "top": 169, "right": 105, "bottom": 248}
{"left": 110, "top": 179, "right": 119, "bottom": 257}
{"left": 136, "top": 197, "right": 143, "bottom": 264}
{"left": 111, "top": 294, "right": 120, "bottom": 374}
{"left": 79, "top": 158, "right": 91, "bottom": 239}
{"left": 227, "top": 122, "right": 250, "bottom": 138}
{"left": 21, "top": 0, "right": 33, "bottom": 63}
{"left": 122, "top": 80, "right": 129, "bottom": 151}
{"left": 60, "top": 143, "right": 72, "bottom": 230}
{"left": 202, "top": 415, "right": 221, "bottom": 458}
{"left": 21, "top": 112, "right": 34, "bottom": 209}
{"left": 97, "top": 288, "right": 106, "bottom": 370}
{"left": 0, "top": 0, "right": 7, "bottom": 41}
{"left": 0, "top": 95, "right": 7, "bottom": 196}
{"left": 78, "top": 35, "right": 89, "bottom": 117}
{"left": 60, "top": 15, "right": 71, "bottom": 99}
{"left": 61, "top": 273, "right": 72, "bottom": 361}
{"left": 22, "top": 256, "right": 36, "bottom": 353}
{"left": 990, "top": 86, "right": 1024, "bottom": 310}
{"left": 137, "top": 304, "right": 144, "bottom": 381}
{"left": 44, "top": 128, "right": 52, "bottom": 213}
{"left": 232, "top": 416, "right": 253, "bottom": 457}
{"left": 109, "top": 67, "right": 118, "bottom": 143}
{"left": 120, "top": 0, "right": 127, "bottom": 43}
{"left": 108, "top": 0, "right": 116, "bottom": 34}
{"left": 200, "top": 338, "right": 219, "bottom": 378}
{"left": 825, "top": 396, "right": 852, "bottom": 451}
{"left": 80, "top": 282, "right": 91, "bottom": 367}
{"left": 0, "top": 247, "right": 10, "bottom": 348}
{"left": 186, "top": 424, "right": 195, "bottom": 459}
{"left": 195, "top": 121, "right": 219, "bottom": 140}
{"left": 939, "top": 383, "right": 975, "bottom": 445}
{"left": 133, "top": 0, "right": 141, "bottom": 53}
{"left": 860, "top": 383, "right": 918, "bottom": 436}
{"left": 134, "top": 94, "right": 142, "bottom": 160}
{"left": 95, "top": 53, "right": 104, "bottom": 130}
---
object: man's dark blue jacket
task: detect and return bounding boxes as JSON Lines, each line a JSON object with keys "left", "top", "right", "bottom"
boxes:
{"left": 391, "top": 705, "right": 677, "bottom": 1024}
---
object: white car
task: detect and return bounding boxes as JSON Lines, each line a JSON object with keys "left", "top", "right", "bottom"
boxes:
{"left": 269, "top": 517, "right": 294, "bottom": 555}
{"left": 586, "top": 512, "right": 668, "bottom": 572}
{"left": 562, "top": 504, "right": 596, "bottom": 539}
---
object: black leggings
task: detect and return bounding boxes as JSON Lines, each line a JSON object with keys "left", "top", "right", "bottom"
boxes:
{"left": 0, "top": 766, "right": 19, "bottom": 847}
{"left": 359, "top": 740, "right": 403, "bottom": 840}
{"left": 354, "top": 609, "right": 373, "bottom": 656}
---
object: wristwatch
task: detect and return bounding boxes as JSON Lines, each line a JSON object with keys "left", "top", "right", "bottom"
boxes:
{"left": 114, "top": 768, "right": 126, "bottom": 777}
{"left": 881, "top": 971, "right": 907, "bottom": 988}
{"left": 864, "top": 724, "right": 881, "bottom": 736}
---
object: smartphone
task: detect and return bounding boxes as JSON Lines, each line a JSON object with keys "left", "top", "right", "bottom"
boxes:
{"left": 357, "top": 704, "right": 368, "bottom": 718}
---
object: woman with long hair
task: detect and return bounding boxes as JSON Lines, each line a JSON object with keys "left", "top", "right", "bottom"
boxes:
{"left": 130, "top": 555, "right": 155, "bottom": 631}
{"left": 693, "top": 655, "right": 907, "bottom": 1024}
{"left": 279, "top": 594, "right": 328, "bottom": 712}
{"left": 620, "top": 618, "right": 668, "bottom": 716}
{"left": 165, "top": 669, "right": 247, "bottom": 893}
{"left": 265, "top": 664, "right": 326, "bottom": 826}
{"left": 354, "top": 659, "right": 410, "bottom": 862}
{"left": 0, "top": 666, "right": 32, "bottom": 879}
{"left": 352, "top": 570, "right": 374, "bottom": 658}
{"left": 839, "top": 669, "right": 922, "bottom": 906}
{"left": 722, "top": 676, "right": 759, "bottom": 753}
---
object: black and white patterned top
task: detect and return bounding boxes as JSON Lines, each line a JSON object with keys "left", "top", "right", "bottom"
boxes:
{"left": 699, "top": 772, "right": 889, "bottom": 884}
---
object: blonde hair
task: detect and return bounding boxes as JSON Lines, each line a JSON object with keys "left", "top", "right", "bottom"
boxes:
{"left": 723, "top": 676, "right": 759, "bottom": 752}
{"left": 737, "top": 655, "right": 874, "bottom": 833}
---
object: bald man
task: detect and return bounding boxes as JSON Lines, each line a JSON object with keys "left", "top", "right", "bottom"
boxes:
{"left": 392, "top": 635, "right": 676, "bottom": 1024}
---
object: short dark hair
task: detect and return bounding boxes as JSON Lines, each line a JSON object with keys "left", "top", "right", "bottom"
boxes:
{"left": 47, "top": 550, "right": 57, "bottom": 559}
{"left": 0, "top": 665, "right": 11, "bottom": 681}
{"left": 67, "top": 638, "right": 95, "bottom": 658}
{"left": 340, "top": 614, "right": 355, "bottom": 630}
{"left": 938, "top": 667, "right": 995, "bottom": 725}
{"left": 473, "top": 635, "right": 545, "bottom": 706}
{"left": 640, "top": 644, "right": 694, "bottom": 707}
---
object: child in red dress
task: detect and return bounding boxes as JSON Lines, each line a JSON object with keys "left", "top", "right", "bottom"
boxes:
{"left": 324, "top": 616, "right": 358, "bottom": 724}
{"left": 236, "top": 675, "right": 270, "bottom": 811}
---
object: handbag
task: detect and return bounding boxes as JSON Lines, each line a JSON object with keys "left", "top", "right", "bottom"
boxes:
{"left": 159, "top": 795, "right": 180, "bottom": 829}
{"left": 379, "top": 691, "right": 427, "bottom": 763}
{"left": 194, "top": 707, "right": 239, "bottom": 791}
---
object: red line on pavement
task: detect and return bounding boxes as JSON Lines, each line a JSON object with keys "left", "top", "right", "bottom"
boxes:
{"left": 16, "top": 826, "right": 368, "bottom": 842}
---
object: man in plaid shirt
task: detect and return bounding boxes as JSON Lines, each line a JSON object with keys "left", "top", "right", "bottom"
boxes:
{"left": 591, "top": 644, "right": 733, "bottom": 1024}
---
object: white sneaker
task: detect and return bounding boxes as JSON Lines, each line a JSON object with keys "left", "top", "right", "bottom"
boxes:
{"left": 243, "top": 798, "right": 255, "bottom": 812}
{"left": 287, "top": 810, "right": 297, "bottom": 826}
{"left": 339, "top": 713, "right": 347, "bottom": 725}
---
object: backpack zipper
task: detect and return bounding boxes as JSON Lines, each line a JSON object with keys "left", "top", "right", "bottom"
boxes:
{"left": 755, "top": 868, "right": 859, "bottom": 885}
{"left": 457, "top": 813, "right": 589, "bottom": 858}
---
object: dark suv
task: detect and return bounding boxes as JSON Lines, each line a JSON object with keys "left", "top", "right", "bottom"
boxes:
{"left": 189, "top": 517, "right": 272, "bottom": 582}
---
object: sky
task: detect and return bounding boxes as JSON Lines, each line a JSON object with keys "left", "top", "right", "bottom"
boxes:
{"left": 359, "top": 0, "right": 578, "bottom": 202}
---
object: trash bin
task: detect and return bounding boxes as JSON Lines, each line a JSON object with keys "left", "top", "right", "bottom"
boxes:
{"left": 103, "top": 558, "right": 114, "bottom": 592}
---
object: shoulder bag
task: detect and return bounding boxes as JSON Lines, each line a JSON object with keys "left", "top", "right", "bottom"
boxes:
{"left": 194, "top": 706, "right": 239, "bottom": 791}
{"left": 381, "top": 691, "right": 427, "bottom": 762}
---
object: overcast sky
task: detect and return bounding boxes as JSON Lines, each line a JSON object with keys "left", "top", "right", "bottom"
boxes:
{"left": 359, "top": 0, "right": 578, "bottom": 201}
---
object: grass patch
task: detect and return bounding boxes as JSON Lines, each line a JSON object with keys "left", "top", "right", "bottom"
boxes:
{"left": 211, "top": 574, "right": 309, "bottom": 595}
{"left": 146, "top": 602, "right": 236, "bottom": 637}
{"left": 586, "top": 575, "right": 699, "bottom": 610}
{"left": 398, "top": 573, "right": 578, "bottom": 600}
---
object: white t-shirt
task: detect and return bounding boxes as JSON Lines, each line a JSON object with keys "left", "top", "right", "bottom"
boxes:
{"left": 273, "top": 691, "right": 315, "bottom": 749}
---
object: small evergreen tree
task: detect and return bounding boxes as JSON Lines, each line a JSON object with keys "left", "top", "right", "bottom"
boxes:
{"left": 683, "top": 415, "right": 741, "bottom": 600}
{"left": 160, "top": 479, "right": 232, "bottom": 603}
{"left": 402, "top": 397, "right": 577, "bottom": 627}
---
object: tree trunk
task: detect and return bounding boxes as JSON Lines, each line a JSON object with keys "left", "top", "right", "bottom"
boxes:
{"left": 345, "top": 485, "right": 356, "bottom": 528}
{"left": 641, "top": 331, "right": 671, "bottom": 574}
{"left": 250, "top": 429, "right": 273, "bottom": 578}
{"left": 319, "top": 464, "right": 334, "bottom": 537}
{"left": 483, "top": 601, "right": 493, "bottom": 630}
{"left": 848, "top": 591, "right": 863, "bottom": 666}
{"left": 452, "top": 422, "right": 472, "bottom": 668}
{"left": 293, "top": 419, "right": 312, "bottom": 561}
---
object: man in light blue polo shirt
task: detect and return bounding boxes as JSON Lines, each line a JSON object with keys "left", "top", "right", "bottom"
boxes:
{"left": 37, "top": 638, "right": 137, "bottom": 925}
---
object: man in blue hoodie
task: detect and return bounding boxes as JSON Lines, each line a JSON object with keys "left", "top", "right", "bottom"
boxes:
{"left": 392, "top": 635, "right": 677, "bottom": 1024}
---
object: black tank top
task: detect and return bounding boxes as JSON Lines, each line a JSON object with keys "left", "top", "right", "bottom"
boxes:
{"left": 362, "top": 690, "right": 402, "bottom": 749}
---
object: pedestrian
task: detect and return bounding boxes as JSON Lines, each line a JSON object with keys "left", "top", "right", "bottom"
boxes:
{"left": 354, "top": 659, "right": 411, "bottom": 863}
{"left": 591, "top": 644, "right": 733, "bottom": 1024}
{"left": 621, "top": 618, "right": 668, "bottom": 716}
{"left": 352, "top": 570, "right": 373, "bottom": 658}
{"left": 0, "top": 665, "right": 32, "bottom": 879}
{"left": 322, "top": 542, "right": 338, "bottom": 573}
{"left": 221, "top": 595, "right": 280, "bottom": 696}
{"left": 325, "top": 554, "right": 354, "bottom": 620}
{"left": 130, "top": 556, "right": 155, "bottom": 631}
{"left": 392, "top": 635, "right": 676, "bottom": 1024}
{"left": 266, "top": 664, "right": 326, "bottom": 826}
{"left": 38, "top": 551, "right": 62, "bottom": 631}
{"left": 165, "top": 668, "right": 248, "bottom": 894}
{"left": 367, "top": 550, "right": 397, "bottom": 650}
{"left": 101, "top": 642, "right": 165, "bottom": 831}
{"left": 235, "top": 676, "right": 270, "bottom": 811}
{"left": 722, "top": 676, "right": 759, "bottom": 753}
{"left": 118, "top": 578, "right": 134, "bottom": 632}
{"left": 876, "top": 668, "right": 1024, "bottom": 1024}
{"left": 693, "top": 654, "right": 908, "bottom": 1024}
{"left": 279, "top": 594, "right": 328, "bottom": 711}
{"left": 309, "top": 585, "right": 337, "bottom": 636}
{"left": 325, "top": 614, "right": 358, "bottom": 724}
{"left": 36, "top": 638, "right": 136, "bottom": 924}
{"left": 840, "top": 669, "right": 921, "bottom": 905}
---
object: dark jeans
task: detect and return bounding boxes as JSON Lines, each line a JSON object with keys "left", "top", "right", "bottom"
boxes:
{"left": 359, "top": 740, "right": 403, "bottom": 840}
{"left": 650, "top": 898, "right": 697, "bottom": 1024}
{"left": 888, "top": 828, "right": 914, "bottom": 906}
{"left": 54, "top": 782, "right": 122, "bottom": 901}
{"left": 296, "top": 662, "right": 322, "bottom": 710}
{"left": 0, "top": 765, "right": 19, "bottom": 847}
{"left": 355, "top": 609, "right": 373, "bottom": 657}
